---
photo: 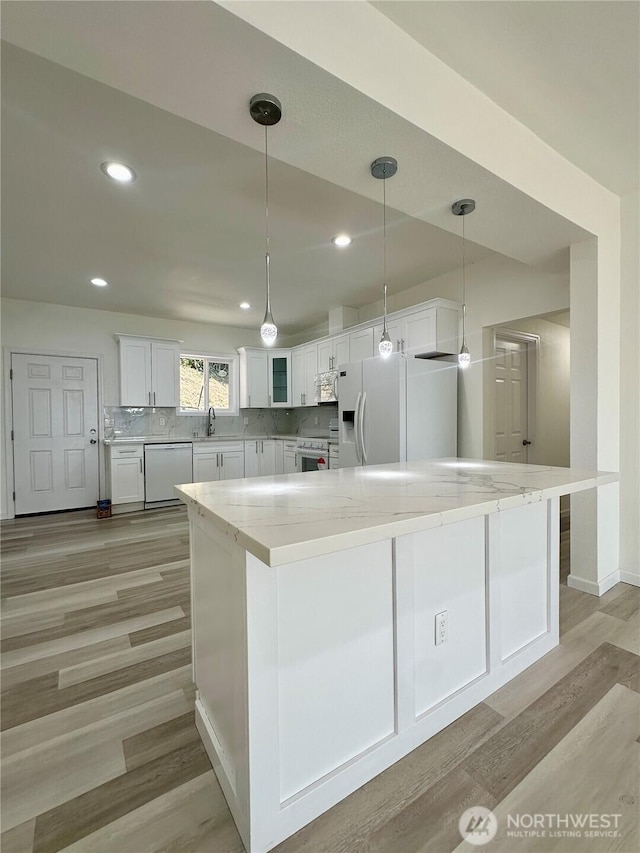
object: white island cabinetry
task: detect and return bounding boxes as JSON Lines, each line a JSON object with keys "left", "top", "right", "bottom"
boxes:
{"left": 116, "top": 335, "right": 181, "bottom": 407}
{"left": 177, "top": 459, "right": 616, "bottom": 853}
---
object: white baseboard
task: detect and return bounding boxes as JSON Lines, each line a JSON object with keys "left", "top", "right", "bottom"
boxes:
{"left": 619, "top": 570, "right": 640, "bottom": 588}
{"left": 567, "top": 570, "right": 620, "bottom": 597}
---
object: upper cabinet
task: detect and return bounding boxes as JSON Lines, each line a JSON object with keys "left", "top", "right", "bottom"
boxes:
{"left": 292, "top": 345, "right": 317, "bottom": 407}
{"left": 317, "top": 335, "right": 349, "bottom": 372}
{"left": 239, "top": 347, "right": 292, "bottom": 408}
{"left": 372, "top": 303, "right": 459, "bottom": 356}
{"left": 348, "top": 327, "right": 374, "bottom": 362}
{"left": 116, "top": 335, "right": 180, "bottom": 407}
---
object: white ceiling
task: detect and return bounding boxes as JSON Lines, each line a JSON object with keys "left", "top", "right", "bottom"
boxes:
{"left": 373, "top": 0, "right": 640, "bottom": 196}
{"left": 2, "top": 0, "right": 620, "bottom": 334}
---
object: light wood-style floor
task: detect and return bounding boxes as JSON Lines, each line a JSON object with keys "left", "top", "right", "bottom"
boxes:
{"left": 1, "top": 506, "right": 638, "bottom": 853}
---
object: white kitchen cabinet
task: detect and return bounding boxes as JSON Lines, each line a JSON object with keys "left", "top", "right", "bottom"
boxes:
{"left": 268, "top": 352, "right": 292, "bottom": 408}
{"left": 373, "top": 306, "right": 459, "bottom": 356}
{"left": 108, "top": 444, "right": 145, "bottom": 505}
{"left": 317, "top": 335, "right": 349, "bottom": 372}
{"left": 283, "top": 440, "right": 298, "bottom": 474}
{"left": 244, "top": 439, "right": 277, "bottom": 477}
{"left": 349, "top": 327, "right": 374, "bottom": 362}
{"left": 274, "top": 440, "right": 284, "bottom": 475}
{"left": 116, "top": 335, "right": 181, "bottom": 407}
{"left": 239, "top": 348, "right": 291, "bottom": 408}
{"left": 193, "top": 442, "right": 244, "bottom": 482}
{"left": 292, "top": 345, "right": 317, "bottom": 407}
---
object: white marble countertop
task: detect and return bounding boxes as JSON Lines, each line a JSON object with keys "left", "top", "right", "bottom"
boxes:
{"left": 103, "top": 434, "right": 305, "bottom": 445}
{"left": 175, "top": 458, "right": 617, "bottom": 567}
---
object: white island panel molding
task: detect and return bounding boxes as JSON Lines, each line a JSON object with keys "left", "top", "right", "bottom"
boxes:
{"left": 178, "top": 458, "right": 616, "bottom": 853}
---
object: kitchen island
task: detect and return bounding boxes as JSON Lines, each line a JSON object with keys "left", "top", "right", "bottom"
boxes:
{"left": 176, "top": 459, "right": 616, "bottom": 853}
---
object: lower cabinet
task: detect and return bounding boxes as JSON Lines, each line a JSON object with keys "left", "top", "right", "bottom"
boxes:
{"left": 283, "top": 440, "right": 298, "bottom": 474}
{"left": 244, "top": 439, "right": 278, "bottom": 477}
{"left": 193, "top": 443, "right": 244, "bottom": 482}
{"left": 108, "top": 444, "right": 145, "bottom": 506}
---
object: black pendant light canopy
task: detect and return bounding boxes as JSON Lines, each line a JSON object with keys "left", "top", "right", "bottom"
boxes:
{"left": 251, "top": 94, "right": 282, "bottom": 345}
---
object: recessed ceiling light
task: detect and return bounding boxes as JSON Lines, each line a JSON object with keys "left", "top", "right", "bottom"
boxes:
{"left": 239, "top": 302, "right": 251, "bottom": 310}
{"left": 91, "top": 277, "right": 108, "bottom": 287}
{"left": 331, "top": 234, "right": 352, "bottom": 248}
{"left": 100, "top": 161, "right": 136, "bottom": 183}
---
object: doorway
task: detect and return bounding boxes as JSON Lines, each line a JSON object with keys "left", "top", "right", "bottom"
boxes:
{"left": 493, "top": 330, "right": 538, "bottom": 463}
{"left": 11, "top": 353, "right": 100, "bottom": 514}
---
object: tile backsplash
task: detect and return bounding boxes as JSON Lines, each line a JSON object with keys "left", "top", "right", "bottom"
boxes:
{"left": 103, "top": 405, "right": 338, "bottom": 440}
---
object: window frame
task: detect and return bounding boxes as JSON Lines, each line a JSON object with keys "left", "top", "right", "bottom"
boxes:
{"left": 178, "top": 351, "right": 239, "bottom": 416}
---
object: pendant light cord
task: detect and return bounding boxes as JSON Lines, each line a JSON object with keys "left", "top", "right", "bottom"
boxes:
{"left": 461, "top": 207, "right": 466, "bottom": 342}
{"left": 383, "top": 164, "right": 388, "bottom": 332}
{"left": 264, "top": 124, "right": 271, "bottom": 313}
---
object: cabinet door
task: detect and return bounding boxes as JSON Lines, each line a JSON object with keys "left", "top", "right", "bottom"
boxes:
{"left": 404, "top": 308, "right": 436, "bottom": 355}
{"left": 269, "top": 352, "right": 291, "bottom": 407}
{"left": 219, "top": 450, "right": 244, "bottom": 481}
{"left": 435, "top": 307, "right": 459, "bottom": 354}
{"left": 259, "top": 440, "right": 277, "bottom": 476}
{"left": 292, "top": 349, "right": 305, "bottom": 407}
{"left": 283, "top": 451, "right": 297, "bottom": 475}
{"left": 333, "top": 336, "right": 350, "bottom": 369}
{"left": 119, "top": 338, "right": 152, "bottom": 406}
{"left": 193, "top": 453, "right": 220, "bottom": 483}
{"left": 373, "top": 318, "right": 403, "bottom": 354}
{"left": 244, "top": 440, "right": 260, "bottom": 477}
{"left": 349, "top": 327, "right": 374, "bottom": 362}
{"left": 243, "top": 351, "right": 269, "bottom": 408}
{"left": 151, "top": 341, "right": 180, "bottom": 407}
{"left": 111, "top": 458, "right": 144, "bottom": 503}
{"left": 317, "top": 341, "right": 332, "bottom": 373}
{"left": 303, "top": 345, "right": 317, "bottom": 406}
{"left": 274, "top": 441, "right": 284, "bottom": 475}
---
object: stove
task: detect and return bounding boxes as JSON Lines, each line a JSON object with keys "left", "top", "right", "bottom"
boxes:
{"left": 295, "top": 437, "right": 330, "bottom": 471}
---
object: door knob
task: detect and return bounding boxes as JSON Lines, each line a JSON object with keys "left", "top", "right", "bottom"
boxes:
{"left": 522, "top": 439, "right": 532, "bottom": 446}
{"left": 90, "top": 439, "right": 97, "bottom": 444}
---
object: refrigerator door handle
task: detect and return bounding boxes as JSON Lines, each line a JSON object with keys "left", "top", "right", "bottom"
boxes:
{"left": 354, "top": 392, "right": 362, "bottom": 464}
{"left": 360, "top": 391, "right": 368, "bottom": 464}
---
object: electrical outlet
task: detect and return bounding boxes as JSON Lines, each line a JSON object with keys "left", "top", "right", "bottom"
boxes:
{"left": 314, "top": 416, "right": 319, "bottom": 426}
{"left": 435, "top": 610, "right": 448, "bottom": 645}
{"left": 243, "top": 417, "right": 249, "bottom": 426}
{"left": 159, "top": 417, "right": 166, "bottom": 427}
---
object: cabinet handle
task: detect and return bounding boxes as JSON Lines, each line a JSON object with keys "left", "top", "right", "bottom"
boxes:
{"left": 148, "top": 391, "right": 151, "bottom": 406}
{"left": 401, "top": 338, "right": 405, "bottom": 351}
{"left": 153, "top": 391, "right": 156, "bottom": 406}
{"left": 120, "top": 449, "right": 137, "bottom": 453}
{"left": 248, "top": 394, "right": 251, "bottom": 407}
{"left": 139, "top": 458, "right": 143, "bottom": 473}
{"left": 261, "top": 440, "right": 264, "bottom": 453}
{"left": 221, "top": 454, "right": 224, "bottom": 467}
{"left": 397, "top": 340, "right": 400, "bottom": 352}
{"left": 268, "top": 394, "right": 271, "bottom": 407}
{"left": 216, "top": 453, "right": 219, "bottom": 467}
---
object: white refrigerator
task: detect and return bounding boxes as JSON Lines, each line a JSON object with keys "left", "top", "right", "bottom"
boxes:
{"left": 338, "top": 353, "right": 457, "bottom": 467}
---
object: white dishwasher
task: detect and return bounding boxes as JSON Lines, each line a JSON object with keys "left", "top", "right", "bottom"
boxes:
{"left": 144, "top": 443, "right": 193, "bottom": 506}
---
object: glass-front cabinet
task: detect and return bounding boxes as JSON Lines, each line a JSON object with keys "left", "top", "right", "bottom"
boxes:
{"left": 268, "top": 351, "right": 292, "bottom": 407}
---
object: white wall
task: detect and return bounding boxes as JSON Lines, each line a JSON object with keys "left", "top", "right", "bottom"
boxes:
{"left": 619, "top": 190, "right": 640, "bottom": 580}
{"left": 0, "top": 298, "right": 261, "bottom": 517}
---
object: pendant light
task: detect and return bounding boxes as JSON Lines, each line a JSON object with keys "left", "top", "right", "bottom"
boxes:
{"left": 250, "top": 94, "right": 282, "bottom": 346}
{"left": 451, "top": 198, "right": 476, "bottom": 368}
{"left": 371, "top": 156, "right": 397, "bottom": 358}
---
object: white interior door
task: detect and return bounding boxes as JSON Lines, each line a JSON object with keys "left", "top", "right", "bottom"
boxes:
{"left": 12, "top": 354, "right": 99, "bottom": 514}
{"left": 494, "top": 337, "right": 529, "bottom": 462}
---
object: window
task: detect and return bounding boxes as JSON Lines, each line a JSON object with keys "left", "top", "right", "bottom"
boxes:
{"left": 179, "top": 353, "right": 238, "bottom": 415}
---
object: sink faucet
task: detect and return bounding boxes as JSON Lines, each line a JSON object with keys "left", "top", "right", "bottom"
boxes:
{"left": 208, "top": 407, "right": 216, "bottom": 436}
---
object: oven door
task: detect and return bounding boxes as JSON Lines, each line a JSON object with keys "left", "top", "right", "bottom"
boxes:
{"left": 295, "top": 449, "right": 328, "bottom": 472}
